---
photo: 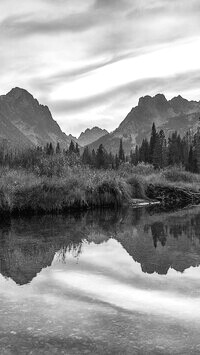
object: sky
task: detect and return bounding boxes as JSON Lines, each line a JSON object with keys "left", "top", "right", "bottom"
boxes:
{"left": 0, "top": 0, "right": 200, "bottom": 137}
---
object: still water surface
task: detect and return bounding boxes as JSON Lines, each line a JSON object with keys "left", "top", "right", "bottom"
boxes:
{"left": 1, "top": 206, "right": 200, "bottom": 354}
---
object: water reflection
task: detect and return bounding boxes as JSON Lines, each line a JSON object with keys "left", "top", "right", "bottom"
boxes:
{"left": 1, "top": 206, "right": 200, "bottom": 285}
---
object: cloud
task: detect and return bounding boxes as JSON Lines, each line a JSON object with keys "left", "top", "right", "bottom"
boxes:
{"left": 47, "top": 70, "right": 200, "bottom": 116}
{"left": 94, "top": 0, "right": 131, "bottom": 11}
{"left": 1, "top": 0, "right": 200, "bottom": 136}
{"left": 47, "top": 69, "right": 200, "bottom": 135}
{"left": 0, "top": 13, "right": 101, "bottom": 37}
{"left": 0, "top": 0, "right": 129, "bottom": 39}
{"left": 29, "top": 51, "right": 139, "bottom": 95}
{"left": 1, "top": 0, "right": 200, "bottom": 63}
{"left": 87, "top": 0, "right": 200, "bottom": 59}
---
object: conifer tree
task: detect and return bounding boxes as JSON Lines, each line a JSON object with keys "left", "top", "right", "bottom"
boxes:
{"left": 118, "top": 138, "right": 125, "bottom": 162}
{"left": 149, "top": 123, "right": 157, "bottom": 163}
{"left": 46, "top": 142, "right": 54, "bottom": 155}
{"left": 50, "top": 142, "right": 54, "bottom": 155}
{"left": 115, "top": 154, "right": 120, "bottom": 169}
{"left": 130, "top": 150, "right": 134, "bottom": 165}
{"left": 153, "top": 130, "right": 167, "bottom": 168}
{"left": 75, "top": 143, "right": 80, "bottom": 156}
{"left": 187, "top": 146, "right": 197, "bottom": 172}
{"left": 91, "top": 149, "right": 96, "bottom": 166}
{"left": 139, "top": 138, "right": 149, "bottom": 163}
{"left": 135, "top": 145, "right": 139, "bottom": 165}
{"left": 96, "top": 144, "right": 108, "bottom": 169}
{"left": 56, "top": 142, "right": 61, "bottom": 154}
{"left": 195, "top": 127, "right": 200, "bottom": 173}
{"left": 168, "top": 132, "right": 182, "bottom": 165}
{"left": 69, "top": 140, "right": 75, "bottom": 154}
{"left": 82, "top": 146, "right": 92, "bottom": 165}
{"left": 108, "top": 152, "right": 114, "bottom": 168}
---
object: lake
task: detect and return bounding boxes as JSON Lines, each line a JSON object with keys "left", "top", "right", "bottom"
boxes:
{"left": 1, "top": 206, "right": 200, "bottom": 354}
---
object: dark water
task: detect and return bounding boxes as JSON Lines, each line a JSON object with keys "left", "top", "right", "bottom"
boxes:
{"left": 1, "top": 206, "right": 200, "bottom": 354}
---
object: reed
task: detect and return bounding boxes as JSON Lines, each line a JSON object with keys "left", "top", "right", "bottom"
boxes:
{"left": 1, "top": 164, "right": 200, "bottom": 215}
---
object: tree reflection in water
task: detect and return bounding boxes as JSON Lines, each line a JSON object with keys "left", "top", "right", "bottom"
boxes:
{"left": 1, "top": 206, "right": 200, "bottom": 284}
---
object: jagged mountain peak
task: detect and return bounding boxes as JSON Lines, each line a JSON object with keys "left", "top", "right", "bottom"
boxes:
{"left": 7, "top": 87, "right": 33, "bottom": 98}
{"left": 78, "top": 126, "right": 108, "bottom": 146}
{"left": 0, "top": 87, "right": 71, "bottom": 148}
{"left": 169, "top": 95, "right": 200, "bottom": 114}
{"left": 5, "top": 88, "right": 53, "bottom": 115}
{"left": 5, "top": 87, "right": 37, "bottom": 105}
{"left": 169, "top": 94, "right": 188, "bottom": 104}
{"left": 88, "top": 93, "right": 200, "bottom": 155}
{"left": 138, "top": 93, "right": 167, "bottom": 107}
{"left": 79, "top": 126, "right": 107, "bottom": 136}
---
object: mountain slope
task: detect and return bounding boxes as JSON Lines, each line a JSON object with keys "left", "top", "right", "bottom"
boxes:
{"left": 88, "top": 94, "right": 200, "bottom": 154}
{"left": 0, "top": 110, "right": 33, "bottom": 148}
{"left": 0, "top": 87, "right": 71, "bottom": 148}
{"left": 78, "top": 127, "right": 108, "bottom": 146}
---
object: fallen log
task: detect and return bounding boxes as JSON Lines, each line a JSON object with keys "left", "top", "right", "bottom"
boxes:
{"left": 146, "top": 184, "right": 200, "bottom": 207}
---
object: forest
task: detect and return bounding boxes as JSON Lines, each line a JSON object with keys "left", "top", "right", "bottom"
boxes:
{"left": 81, "top": 123, "right": 199, "bottom": 172}
{"left": 0, "top": 122, "right": 199, "bottom": 173}
{"left": 1, "top": 123, "right": 200, "bottom": 215}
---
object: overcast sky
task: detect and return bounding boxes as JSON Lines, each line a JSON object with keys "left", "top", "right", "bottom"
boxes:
{"left": 1, "top": 0, "right": 200, "bottom": 136}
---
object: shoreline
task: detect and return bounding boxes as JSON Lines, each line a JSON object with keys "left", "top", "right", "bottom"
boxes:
{"left": 0, "top": 183, "right": 198, "bottom": 217}
{"left": 1, "top": 166, "right": 200, "bottom": 217}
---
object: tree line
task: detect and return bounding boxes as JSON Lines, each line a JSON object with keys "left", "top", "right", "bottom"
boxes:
{"left": 130, "top": 122, "right": 199, "bottom": 172}
{"left": 1, "top": 122, "right": 200, "bottom": 173}
{"left": 81, "top": 122, "right": 200, "bottom": 172}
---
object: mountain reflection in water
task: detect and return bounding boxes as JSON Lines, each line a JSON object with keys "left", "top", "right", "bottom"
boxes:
{"left": 1, "top": 206, "right": 200, "bottom": 285}
{"left": 2, "top": 207, "right": 200, "bottom": 354}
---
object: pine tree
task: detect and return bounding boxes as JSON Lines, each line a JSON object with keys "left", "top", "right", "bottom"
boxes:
{"left": 130, "top": 150, "right": 134, "bottom": 165}
{"left": 96, "top": 144, "right": 108, "bottom": 169}
{"left": 115, "top": 154, "right": 120, "bottom": 169}
{"left": 50, "top": 143, "right": 54, "bottom": 155}
{"left": 149, "top": 123, "right": 157, "bottom": 163}
{"left": 56, "top": 142, "right": 61, "bottom": 154}
{"left": 91, "top": 149, "right": 96, "bottom": 166}
{"left": 69, "top": 140, "right": 75, "bottom": 154}
{"left": 168, "top": 132, "right": 182, "bottom": 165}
{"left": 108, "top": 152, "right": 114, "bottom": 168}
{"left": 46, "top": 142, "right": 54, "bottom": 155}
{"left": 75, "top": 143, "right": 80, "bottom": 156}
{"left": 152, "top": 134, "right": 161, "bottom": 168}
{"left": 139, "top": 138, "right": 149, "bottom": 163}
{"left": 155, "top": 130, "right": 167, "bottom": 168}
{"left": 195, "top": 127, "right": 200, "bottom": 173}
{"left": 118, "top": 138, "right": 125, "bottom": 162}
{"left": 82, "top": 146, "right": 92, "bottom": 165}
{"left": 182, "top": 130, "right": 193, "bottom": 167}
{"left": 187, "top": 146, "right": 197, "bottom": 172}
{"left": 135, "top": 145, "right": 139, "bottom": 165}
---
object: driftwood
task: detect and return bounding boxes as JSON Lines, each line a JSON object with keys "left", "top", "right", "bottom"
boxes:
{"left": 146, "top": 184, "right": 200, "bottom": 207}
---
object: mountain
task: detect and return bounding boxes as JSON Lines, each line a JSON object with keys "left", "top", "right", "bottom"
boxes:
{"left": 2, "top": 88, "right": 200, "bottom": 154}
{"left": 0, "top": 215, "right": 84, "bottom": 285}
{"left": 78, "top": 126, "right": 108, "bottom": 147}
{"left": 88, "top": 94, "right": 200, "bottom": 154}
{"left": 0, "top": 87, "right": 71, "bottom": 148}
{"left": 1, "top": 208, "right": 200, "bottom": 285}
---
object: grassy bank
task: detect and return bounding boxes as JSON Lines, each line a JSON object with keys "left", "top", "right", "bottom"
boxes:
{"left": 0, "top": 164, "right": 200, "bottom": 215}
{"left": 0, "top": 166, "right": 145, "bottom": 215}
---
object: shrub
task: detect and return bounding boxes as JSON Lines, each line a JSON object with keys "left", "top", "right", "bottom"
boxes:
{"left": 127, "top": 175, "right": 147, "bottom": 199}
{"left": 118, "top": 163, "right": 155, "bottom": 178}
{"left": 162, "top": 167, "right": 200, "bottom": 184}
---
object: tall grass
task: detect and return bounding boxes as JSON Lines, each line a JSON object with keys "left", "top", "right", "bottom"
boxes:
{"left": 1, "top": 163, "right": 200, "bottom": 215}
{"left": 0, "top": 166, "right": 148, "bottom": 215}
